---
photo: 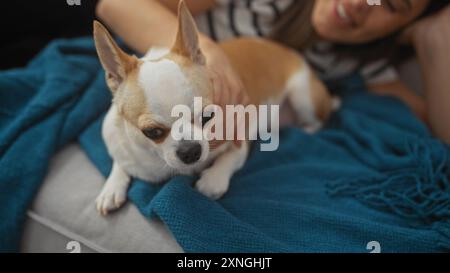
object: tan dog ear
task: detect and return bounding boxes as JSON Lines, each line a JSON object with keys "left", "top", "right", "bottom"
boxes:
{"left": 171, "top": 0, "right": 205, "bottom": 65}
{"left": 93, "top": 20, "right": 138, "bottom": 93}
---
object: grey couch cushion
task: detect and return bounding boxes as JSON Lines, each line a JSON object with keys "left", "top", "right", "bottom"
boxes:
{"left": 21, "top": 144, "right": 182, "bottom": 253}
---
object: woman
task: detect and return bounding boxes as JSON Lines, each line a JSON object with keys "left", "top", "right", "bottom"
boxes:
{"left": 95, "top": 0, "right": 450, "bottom": 144}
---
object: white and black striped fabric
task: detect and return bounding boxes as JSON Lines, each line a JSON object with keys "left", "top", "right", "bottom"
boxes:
{"left": 194, "top": 0, "right": 398, "bottom": 84}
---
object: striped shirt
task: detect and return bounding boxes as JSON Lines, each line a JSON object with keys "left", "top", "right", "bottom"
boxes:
{"left": 195, "top": 0, "right": 398, "bottom": 84}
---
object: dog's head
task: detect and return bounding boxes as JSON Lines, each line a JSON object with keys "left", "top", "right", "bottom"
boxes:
{"left": 93, "top": 1, "right": 216, "bottom": 173}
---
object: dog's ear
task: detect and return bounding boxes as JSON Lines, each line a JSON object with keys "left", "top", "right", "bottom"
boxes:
{"left": 93, "top": 20, "right": 138, "bottom": 93}
{"left": 171, "top": 0, "right": 205, "bottom": 65}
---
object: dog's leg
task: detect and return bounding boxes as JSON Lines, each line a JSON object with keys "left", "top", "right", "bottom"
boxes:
{"left": 196, "top": 141, "right": 249, "bottom": 200}
{"left": 96, "top": 162, "right": 131, "bottom": 215}
{"left": 286, "top": 67, "right": 325, "bottom": 133}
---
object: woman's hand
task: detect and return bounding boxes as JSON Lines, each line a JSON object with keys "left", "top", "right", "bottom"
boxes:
{"left": 200, "top": 37, "right": 248, "bottom": 110}
{"left": 200, "top": 37, "right": 249, "bottom": 145}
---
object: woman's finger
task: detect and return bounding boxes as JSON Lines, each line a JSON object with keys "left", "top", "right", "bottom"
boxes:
{"left": 236, "top": 81, "right": 249, "bottom": 105}
{"left": 211, "top": 72, "right": 224, "bottom": 106}
{"left": 220, "top": 76, "right": 230, "bottom": 109}
{"left": 228, "top": 80, "right": 239, "bottom": 105}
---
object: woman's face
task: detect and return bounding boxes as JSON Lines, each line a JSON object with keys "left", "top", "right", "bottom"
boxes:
{"left": 312, "top": 0, "right": 431, "bottom": 43}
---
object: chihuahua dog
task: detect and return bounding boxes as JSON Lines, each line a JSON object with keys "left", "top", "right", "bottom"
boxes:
{"left": 93, "top": 0, "right": 338, "bottom": 215}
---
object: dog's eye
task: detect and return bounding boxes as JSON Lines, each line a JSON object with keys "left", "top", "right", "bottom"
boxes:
{"left": 142, "top": 128, "right": 165, "bottom": 140}
{"left": 201, "top": 112, "right": 215, "bottom": 127}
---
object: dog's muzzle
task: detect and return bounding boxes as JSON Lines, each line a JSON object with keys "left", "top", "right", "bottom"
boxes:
{"left": 176, "top": 141, "right": 202, "bottom": 164}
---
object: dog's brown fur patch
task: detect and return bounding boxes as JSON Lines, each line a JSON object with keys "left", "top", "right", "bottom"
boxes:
{"left": 219, "top": 38, "right": 303, "bottom": 105}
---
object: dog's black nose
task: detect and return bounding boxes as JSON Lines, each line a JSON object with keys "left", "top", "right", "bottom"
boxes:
{"left": 176, "top": 142, "right": 202, "bottom": 165}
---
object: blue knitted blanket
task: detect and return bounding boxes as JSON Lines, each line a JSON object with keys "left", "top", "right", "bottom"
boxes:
{"left": 1, "top": 38, "right": 449, "bottom": 252}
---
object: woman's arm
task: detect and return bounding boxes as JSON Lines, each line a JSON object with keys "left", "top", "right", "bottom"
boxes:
{"left": 409, "top": 6, "right": 450, "bottom": 145}
{"left": 96, "top": 0, "right": 216, "bottom": 54}
{"left": 415, "top": 36, "right": 450, "bottom": 144}
{"left": 374, "top": 5, "right": 450, "bottom": 144}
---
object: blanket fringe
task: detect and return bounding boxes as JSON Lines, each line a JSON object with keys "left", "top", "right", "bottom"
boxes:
{"left": 327, "top": 138, "right": 450, "bottom": 248}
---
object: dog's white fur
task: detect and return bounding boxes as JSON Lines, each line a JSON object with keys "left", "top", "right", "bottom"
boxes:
{"left": 287, "top": 67, "right": 322, "bottom": 133}
{"left": 93, "top": 1, "right": 337, "bottom": 215}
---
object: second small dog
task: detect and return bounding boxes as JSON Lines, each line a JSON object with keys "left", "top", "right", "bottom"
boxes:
{"left": 93, "top": 0, "right": 338, "bottom": 215}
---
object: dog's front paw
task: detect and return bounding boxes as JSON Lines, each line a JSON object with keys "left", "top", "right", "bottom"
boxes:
{"left": 95, "top": 180, "right": 128, "bottom": 216}
{"left": 195, "top": 170, "right": 230, "bottom": 200}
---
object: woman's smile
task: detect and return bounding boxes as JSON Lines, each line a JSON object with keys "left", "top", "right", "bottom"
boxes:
{"left": 313, "top": 0, "right": 431, "bottom": 43}
{"left": 332, "top": 0, "right": 355, "bottom": 28}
